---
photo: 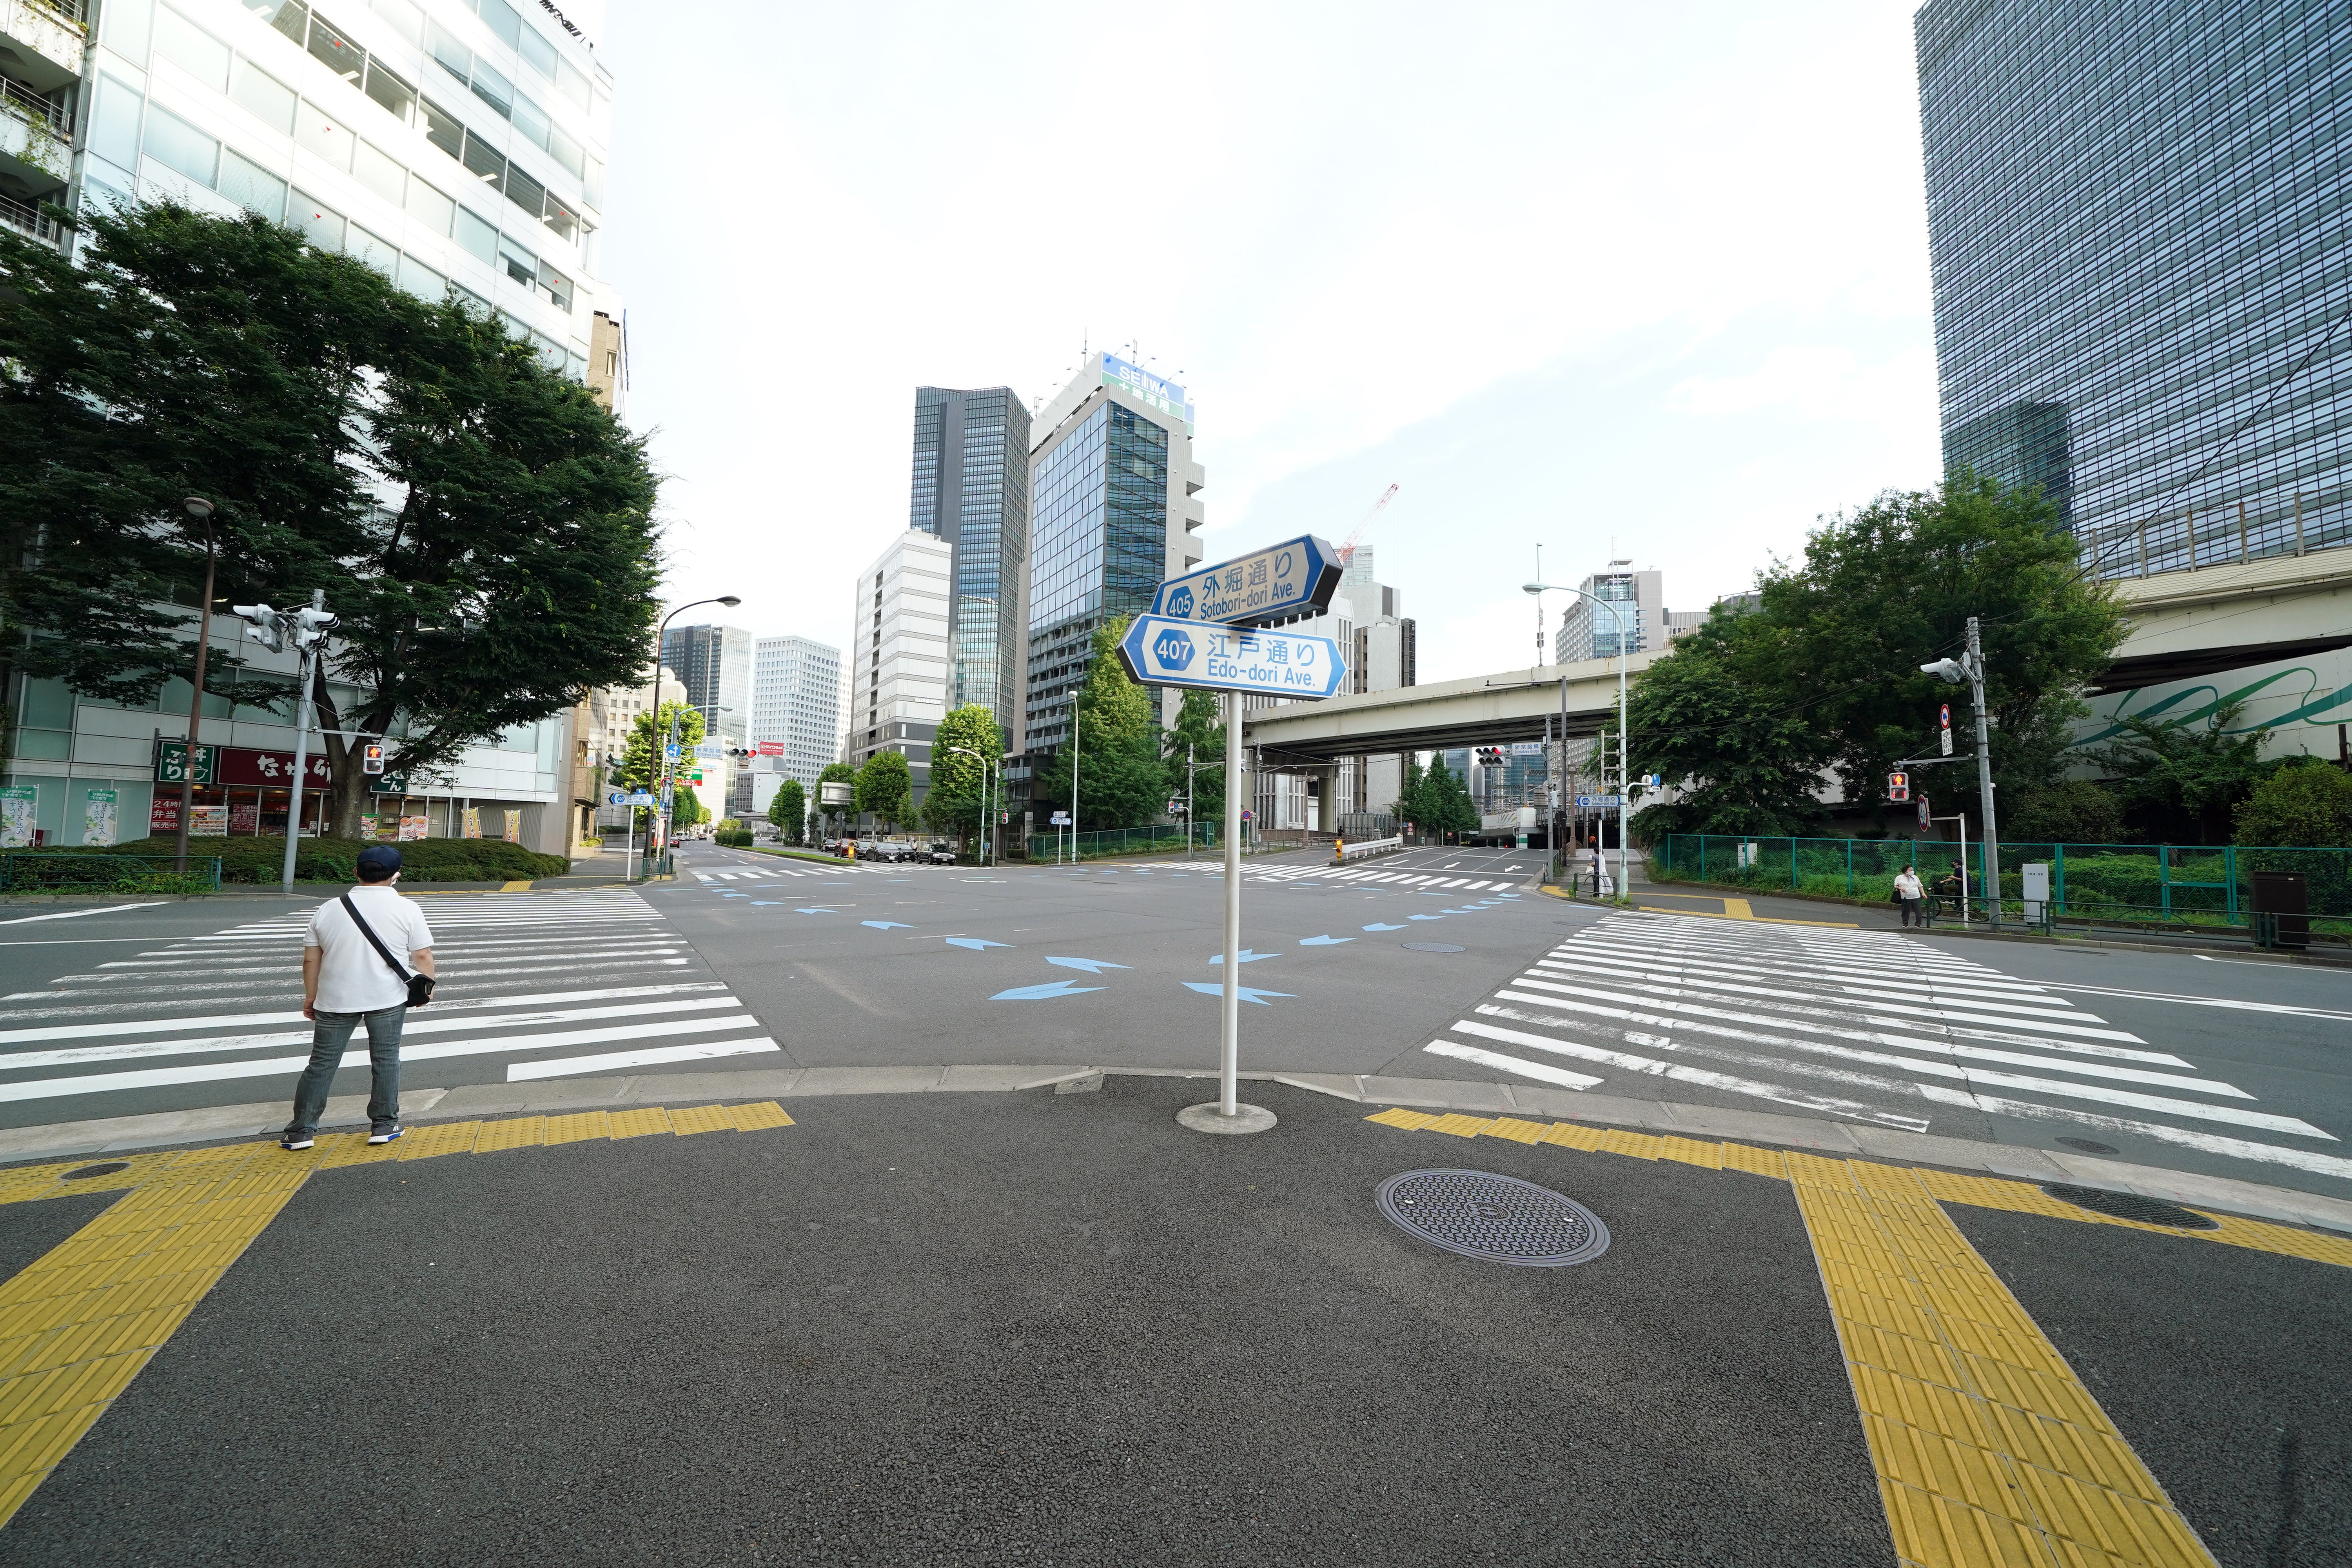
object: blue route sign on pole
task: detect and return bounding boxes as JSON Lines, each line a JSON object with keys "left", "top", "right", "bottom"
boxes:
{"left": 1118, "top": 614, "right": 1347, "bottom": 699}
{"left": 1149, "top": 535, "right": 1343, "bottom": 627}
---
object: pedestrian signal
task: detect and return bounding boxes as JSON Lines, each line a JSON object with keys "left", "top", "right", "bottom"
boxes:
{"left": 1887, "top": 771, "right": 1910, "bottom": 803}
{"left": 363, "top": 742, "right": 386, "bottom": 776}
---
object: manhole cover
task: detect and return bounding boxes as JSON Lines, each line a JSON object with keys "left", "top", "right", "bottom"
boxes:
{"left": 2056, "top": 1136, "right": 2119, "bottom": 1155}
{"left": 2041, "top": 1183, "right": 2218, "bottom": 1230}
{"left": 62, "top": 1162, "right": 131, "bottom": 1181}
{"left": 1376, "top": 1169, "right": 1610, "bottom": 1266}
{"left": 1401, "top": 942, "right": 1466, "bottom": 953}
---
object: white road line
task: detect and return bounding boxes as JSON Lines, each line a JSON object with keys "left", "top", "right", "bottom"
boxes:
{"left": 1422, "top": 1040, "right": 1602, "bottom": 1090}
{"left": 0, "top": 1014, "right": 768, "bottom": 1102}
{"left": 0, "top": 997, "right": 748, "bottom": 1070}
{"left": 1443, "top": 1020, "right": 1929, "bottom": 1131}
{"left": 1552, "top": 941, "right": 2056, "bottom": 999}
{"left": 0, "top": 982, "right": 726, "bottom": 1039}
{"left": 1484, "top": 992, "right": 2326, "bottom": 1137}
{"left": 0, "top": 905, "right": 168, "bottom": 926}
{"left": 506, "top": 1036, "right": 781, "bottom": 1081}
{"left": 1532, "top": 960, "right": 2107, "bottom": 1028}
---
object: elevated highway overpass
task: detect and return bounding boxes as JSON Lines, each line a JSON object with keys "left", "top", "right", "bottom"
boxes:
{"left": 1243, "top": 544, "right": 2352, "bottom": 765}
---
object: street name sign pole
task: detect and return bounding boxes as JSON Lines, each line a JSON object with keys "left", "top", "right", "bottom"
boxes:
{"left": 1118, "top": 608, "right": 1347, "bottom": 1136}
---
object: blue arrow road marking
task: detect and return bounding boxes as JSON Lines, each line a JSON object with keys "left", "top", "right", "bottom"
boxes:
{"left": 1181, "top": 982, "right": 1294, "bottom": 1004}
{"left": 944, "top": 938, "right": 1011, "bottom": 951}
{"left": 1298, "top": 935, "right": 1353, "bottom": 946}
{"left": 1207, "top": 950, "right": 1279, "bottom": 964}
{"left": 992, "top": 979, "right": 1105, "bottom": 1001}
{"left": 862, "top": 920, "right": 913, "bottom": 930}
{"left": 794, "top": 907, "right": 838, "bottom": 914}
{"left": 750, "top": 901, "right": 783, "bottom": 906}
{"left": 1362, "top": 923, "right": 1406, "bottom": 932}
{"left": 1408, "top": 915, "right": 1445, "bottom": 922}
{"left": 1047, "top": 957, "right": 1131, "bottom": 973}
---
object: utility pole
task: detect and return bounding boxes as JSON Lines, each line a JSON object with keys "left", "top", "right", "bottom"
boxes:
{"left": 1921, "top": 615, "right": 2003, "bottom": 931}
{"left": 1187, "top": 741, "right": 1195, "bottom": 861}
{"left": 172, "top": 497, "right": 218, "bottom": 874}
{"left": 278, "top": 593, "right": 332, "bottom": 894}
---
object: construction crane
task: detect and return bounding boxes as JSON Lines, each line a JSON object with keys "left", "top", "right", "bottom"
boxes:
{"left": 1335, "top": 483, "right": 1398, "bottom": 568}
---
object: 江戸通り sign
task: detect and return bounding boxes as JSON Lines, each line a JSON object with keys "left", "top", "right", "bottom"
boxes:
{"left": 1118, "top": 615, "right": 1346, "bottom": 699}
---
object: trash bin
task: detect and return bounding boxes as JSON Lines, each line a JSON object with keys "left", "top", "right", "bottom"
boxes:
{"left": 2249, "top": 869, "right": 2309, "bottom": 950}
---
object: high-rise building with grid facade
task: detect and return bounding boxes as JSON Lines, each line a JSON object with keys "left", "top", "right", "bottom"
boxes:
{"left": 748, "top": 634, "right": 840, "bottom": 799}
{"left": 1917, "top": 0, "right": 2352, "bottom": 573}
{"left": 910, "top": 387, "right": 1029, "bottom": 746}
{"left": 659, "top": 623, "right": 753, "bottom": 750}
{"left": 1021, "top": 354, "right": 1205, "bottom": 766}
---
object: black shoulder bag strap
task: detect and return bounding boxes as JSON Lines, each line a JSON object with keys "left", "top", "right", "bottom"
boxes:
{"left": 339, "top": 893, "right": 436, "bottom": 1007}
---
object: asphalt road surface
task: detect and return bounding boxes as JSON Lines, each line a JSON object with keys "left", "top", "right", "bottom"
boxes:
{"left": 7, "top": 1077, "right": 2343, "bottom": 1566}
{"left": 0, "top": 844, "right": 2347, "bottom": 1204}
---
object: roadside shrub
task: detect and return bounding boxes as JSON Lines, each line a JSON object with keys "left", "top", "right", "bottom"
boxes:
{"left": 19, "top": 835, "right": 570, "bottom": 884}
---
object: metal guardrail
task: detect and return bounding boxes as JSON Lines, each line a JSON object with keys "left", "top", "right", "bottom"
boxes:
{"left": 0, "top": 190, "right": 66, "bottom": 247}
{"left": 0, "top": 74, "right": 70, "bottom": 135}
{"left": 1334, "top": 835, "right": 1403, "bottom": 861}
{"left": 0, "top": 854, "right": 221, "bottom": 893}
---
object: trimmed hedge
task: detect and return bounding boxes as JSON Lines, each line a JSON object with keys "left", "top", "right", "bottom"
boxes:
{"left": 17, "top": 835, "right": 571, "bottom": 884}
{"left": 712, "top": 829, "right": 754, "bottom": 847}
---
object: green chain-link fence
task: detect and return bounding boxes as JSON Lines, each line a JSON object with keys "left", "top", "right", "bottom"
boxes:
{"left": 1650, "top": 835, "right": 2351, "bottom": 934}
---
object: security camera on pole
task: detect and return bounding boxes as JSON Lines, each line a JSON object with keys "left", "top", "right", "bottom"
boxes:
{"left": 1920, "top": 616, "right": 2003, "bottom": 931}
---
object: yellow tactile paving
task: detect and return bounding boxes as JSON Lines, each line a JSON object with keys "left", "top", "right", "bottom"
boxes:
{"left": 0, "top": 1099, "right": 800, "bottom": 1530}
{"left": 725, "top": 1102, "right": 795, "bottom": 1132}
{"left": 608, "top": 1107, "right": 672, "bottom": 1140}
{"left": 1360, "top": 1109, "right": 2292, "bottom": 1566}
{"left": 1423, "top": 1113, "right": 1495, "bottom": 1139}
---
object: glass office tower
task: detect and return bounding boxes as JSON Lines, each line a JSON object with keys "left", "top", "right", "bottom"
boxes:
{"left": 659, "top": 623, "right": 753, "bottom": 749}
{"left": 910, "top": 386, "right": 1029, "bottom": 741}
{"left": 1917, "top": 0, "right": 2352, "bottom": 573}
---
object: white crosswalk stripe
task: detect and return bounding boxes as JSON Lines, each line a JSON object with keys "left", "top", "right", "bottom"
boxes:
{"left": 1421, "top": 912, "right": 2352, "bottom": 1184}
{"left": 0, "top": 889, "right": 777, "bottom": 1112}
{"left": 690, "top": 863, "right": 888, "bottom": 882}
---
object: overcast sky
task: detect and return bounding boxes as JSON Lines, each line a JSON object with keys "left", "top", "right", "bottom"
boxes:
{"left": 592, "top": 0, "right": 1940, "bottom": 685}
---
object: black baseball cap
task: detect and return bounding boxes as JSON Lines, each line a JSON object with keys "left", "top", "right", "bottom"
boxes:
{"left": 356, "top": 846, "right": 403, "bottom": 880}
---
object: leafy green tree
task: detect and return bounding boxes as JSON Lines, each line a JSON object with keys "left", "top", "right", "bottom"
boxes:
{"left": 2084, "top": 703, "right": 2280, "bottom": 844}
{"left": 923, "top": 705, "right": 1005, "bottom": 849}
{"left": 2001, "top": 779, "right": 2131, "bottom": 846}
{"left": 1416, "top": 758, "right": 1480, "bottom": 840}
{"left": 619, "top": 701, "right": 702, "bottom": 839}
{"left": 1032, "top": 617, "right": 1167, "bottom": 830}
{"left": 1621, "top": 623, "right": 1833, "bottom": 841}
{"left": 0, "top": 203, "right": 662, "bottom": 837}
{"left": 857, "top": 750, "right": 915, "bottom": 830}
{"left": 815, "top": 761, "right": 857, "bottom": 842}
{"left": 769, "top": 778, "right": 806, "bottom": 842}
{"left": 1394, "top": 755, "right": 1426, "bottom": 833}
{"left": 1622, "top": 473, "right": 2124, "bottom": 837}
{"left": 2234, "top": 762, "right": 2352, "bottom": 848}
{"left": 1163, "top": 689, "right": 1227, "bottom": 830}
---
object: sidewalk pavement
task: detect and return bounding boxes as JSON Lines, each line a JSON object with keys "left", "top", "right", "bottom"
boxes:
{"left": 0, "top": 1077, "right": 2343, "bottom": 1564}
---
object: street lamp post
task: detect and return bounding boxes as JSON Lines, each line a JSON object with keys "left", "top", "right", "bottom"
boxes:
{"left": 1524, "top": 581, "right": 1633, "bottom": 904}
{"left": 172, "top": 497, "right": 218, "bottom": 874}
{"left": 644, "top": 597, "right": 740, "bottom": 876}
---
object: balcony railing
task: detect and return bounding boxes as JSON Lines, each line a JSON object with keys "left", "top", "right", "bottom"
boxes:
{"left": 0, "top": 73, "right": 69, "bottom": 136}
{"left": 0, "top": 190, "right": 66, "bottom": 247}
{"left": 21, "top": 0, "right": 88, "bottom": 26}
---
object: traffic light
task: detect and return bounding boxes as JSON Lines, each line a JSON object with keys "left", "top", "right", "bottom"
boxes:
{"left": 230, "top": 603, "right": 285, "bottom": 653}
{"left": 363, "top": 742, "right": 387, "bottom": 776}
{"left": 1887, "top": 771, "right": 1910, "bottom": 803}
{"left": 292, "top": 604, "right": 338, "bottom": 647}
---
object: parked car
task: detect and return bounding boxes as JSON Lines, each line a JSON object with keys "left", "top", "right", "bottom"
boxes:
{"left": 928, "top": 842, "right": 956, "bottom": 865}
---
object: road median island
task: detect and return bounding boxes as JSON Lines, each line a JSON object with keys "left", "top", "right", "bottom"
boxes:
{"left": 0, "top": 1076, "right": 2332, "bottom": 1561}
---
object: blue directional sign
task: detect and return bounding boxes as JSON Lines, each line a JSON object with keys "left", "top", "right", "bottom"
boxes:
{"left": 1150, "top": 535, "right": 1343, "bottom": 627}
{"left": 1118, "top": 615, "right": 1347, "bottom": 699}
{"left": 1575, "top": 795, "right": 1625, "bottom": 809}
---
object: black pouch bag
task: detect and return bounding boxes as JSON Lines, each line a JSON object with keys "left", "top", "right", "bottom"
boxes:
{"left": 340, "top": 892, "right": 436, "bottom": 1007}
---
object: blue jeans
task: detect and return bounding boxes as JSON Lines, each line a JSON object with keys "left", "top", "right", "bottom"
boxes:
{"left": 287, "top": 1005, "right": 406, "bottom": 1134}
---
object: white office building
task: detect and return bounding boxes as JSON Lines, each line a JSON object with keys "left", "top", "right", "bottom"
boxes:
{"left": 1553, "top": 564, "right": 1705, "bottom": 665}
{"left": 0, "top": 0, "right": 617, "bottom": 855}
{"left": 844, "top": 529, "right": 951, "bottom": 809}
{"left": 744, "top": 634, "right": 841, "bottom": 815}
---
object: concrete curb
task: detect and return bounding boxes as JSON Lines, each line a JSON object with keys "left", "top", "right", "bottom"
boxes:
{"left": 5, "top": 1065, "right": 2347, "bottom": 1237}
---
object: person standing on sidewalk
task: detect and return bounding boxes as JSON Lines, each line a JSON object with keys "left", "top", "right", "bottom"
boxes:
{"left": 281, "top": 845, "right": 436, "bottom": 1151}
{"left": 1893, "top": 864, "right": 1925, "bottom": 928}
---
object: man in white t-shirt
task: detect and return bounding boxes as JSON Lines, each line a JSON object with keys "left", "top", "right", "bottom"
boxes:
{"left": 281, "top": 845, "right": 436, "bottom": 1151}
